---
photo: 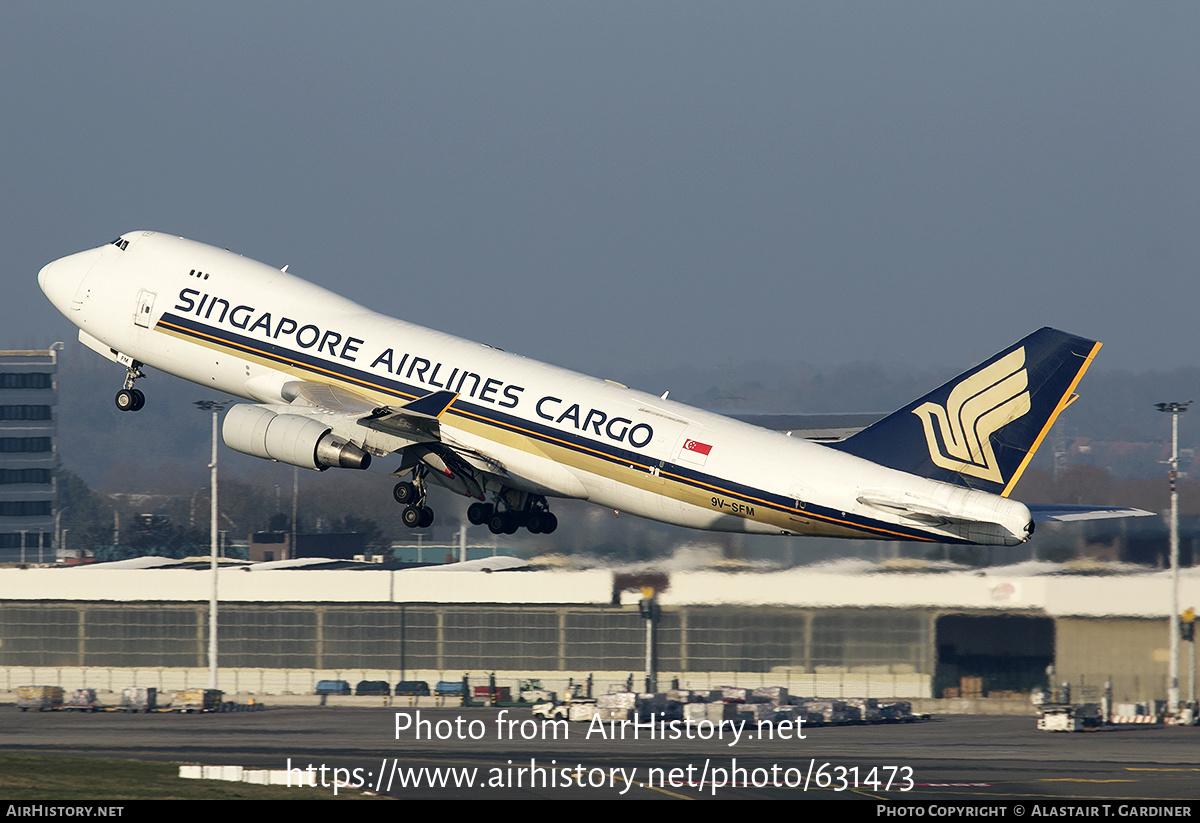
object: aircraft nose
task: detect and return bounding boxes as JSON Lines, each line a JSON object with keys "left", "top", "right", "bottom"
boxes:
{"left": 38, "top": 247, "right": 103, "bottom": 316}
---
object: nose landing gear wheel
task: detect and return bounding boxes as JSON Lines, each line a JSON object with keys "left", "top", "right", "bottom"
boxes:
{"left": 115, "top": 388, "right": 145, "bottom": 412}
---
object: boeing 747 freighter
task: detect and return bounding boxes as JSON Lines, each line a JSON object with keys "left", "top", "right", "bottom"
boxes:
{"left": 38, "top": 232, "right": 1147, "bottom": 543}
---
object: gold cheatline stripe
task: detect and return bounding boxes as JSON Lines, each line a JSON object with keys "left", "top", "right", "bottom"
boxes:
{"left": 161, "top": 319, "right": 669, "bottom": 478}
{"left": 660, "top": 470, "right": 935, "bottom": 542}
{"left": 162, "top": 319, "right": 663, "bottom": 475}
{"left": 159, "top": 319, "right": 934, "bottom": 542}
{"left": 158, "top": 319, "right": 421, "bottom": 402}
{"left": 1001, "top": 341, "right": 1102, "bottom": 498}
{"left": 452, "top": 406, "right": 653, "bottom": 470}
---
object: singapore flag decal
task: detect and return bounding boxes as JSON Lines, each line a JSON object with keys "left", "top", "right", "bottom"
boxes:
{"left": 681, "top": 438, "right": 713, "bottom": 466}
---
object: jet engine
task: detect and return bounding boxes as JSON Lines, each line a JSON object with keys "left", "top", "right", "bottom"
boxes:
{"left": 222, "top": 404, "right": 371, "bottom": 471}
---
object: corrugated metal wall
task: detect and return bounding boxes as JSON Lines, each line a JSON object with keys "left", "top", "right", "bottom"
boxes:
{"left": 1055, "top": 616, "right": 1191, "bottom": 705}
{"left": 0, "top": 601, "right": 930, "bottom": 675}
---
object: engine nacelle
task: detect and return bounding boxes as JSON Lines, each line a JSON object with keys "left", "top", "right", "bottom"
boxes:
{"left": 222, "top": 404, "right": 371, "bottom": 471}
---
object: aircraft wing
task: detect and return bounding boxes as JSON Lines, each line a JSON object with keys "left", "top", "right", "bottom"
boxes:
{"left": 281, "top": 381, "right": 456, "bottom": 444}
{"left": 284, "top": 380, "right": 381, "bottom": 415}
{"left": 1027, "top": 504, "right": 1157, "bottom": 523}
{"left": 357, "top": 390, "right": 457, "bottom": 441}
{"left": 280, "top": 382, "right": 501, "bottom": 499}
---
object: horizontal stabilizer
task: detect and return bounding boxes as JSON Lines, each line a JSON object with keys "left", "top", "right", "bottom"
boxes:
{"left": 1028, "top": 504, "right": 1156, "bottom": 523}
{"left": 727, "top": 411, "right": 885, "bottom": 441}
{"left": 857, "top": 492, "right": 956, "bottom": 523}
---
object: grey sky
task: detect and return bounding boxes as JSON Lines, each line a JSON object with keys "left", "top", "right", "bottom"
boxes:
{"left": 4, "top": 2, "right": 1197, "bottom": 379}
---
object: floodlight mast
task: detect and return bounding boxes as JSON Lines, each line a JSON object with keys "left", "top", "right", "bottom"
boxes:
{"left": 1156, "top": 401, "right": 1191, "bottom": 716}
{"left": 195, "top": 400, "right": 231, "bottom": 691}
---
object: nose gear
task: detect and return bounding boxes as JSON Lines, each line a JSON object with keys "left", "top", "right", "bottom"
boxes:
{"left": 114, "top": 362, "right": 146, "bottom": 412}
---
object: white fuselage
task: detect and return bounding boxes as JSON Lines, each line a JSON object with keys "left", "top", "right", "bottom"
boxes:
{"left": 39, "top": 232, "right": 1033, "bottom": 545}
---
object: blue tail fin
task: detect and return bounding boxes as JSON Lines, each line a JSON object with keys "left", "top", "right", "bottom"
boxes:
{"left": 830, "top": 328, "right": 1101, "bottom": 497}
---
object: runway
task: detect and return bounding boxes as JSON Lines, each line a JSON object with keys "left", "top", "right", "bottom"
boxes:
{"left": 4, "top": 706, "right": 1198, "bottom": 801}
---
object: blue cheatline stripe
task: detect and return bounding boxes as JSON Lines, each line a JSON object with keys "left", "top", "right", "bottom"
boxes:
{"left": 156, "top": 313, "right": 953, "bottom": 543}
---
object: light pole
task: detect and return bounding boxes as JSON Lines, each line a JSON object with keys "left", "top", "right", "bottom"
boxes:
{"left": 195, "top": 400, "right": 231, "bottom": 691}
{"left": 291, "top": 466, "right": 298, "bottom": 560}
{"left": 53, "top": 507, "right": 69, "bottom": 558}
{"left": 639, "top": 586, "right": 658, "bottom": 693}
{"left": 1156, "top": 401, "right": 1191, "bottom": 716}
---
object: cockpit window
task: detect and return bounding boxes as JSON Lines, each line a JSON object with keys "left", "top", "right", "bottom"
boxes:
{"left": 109, "top": 237, "right": 129, "bottom": 251}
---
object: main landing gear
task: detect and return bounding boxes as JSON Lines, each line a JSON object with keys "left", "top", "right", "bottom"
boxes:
{"left": 467, "top": 491, "right": 558, "bottom": 535}
{"left": 389, "top": 467, "right": 558, "bottom": 536}
{"left": 393, "top": 470, "right": 434, "bottom": 529}
{"left": 114, "top": 362, "right": 146, "bottom": 412}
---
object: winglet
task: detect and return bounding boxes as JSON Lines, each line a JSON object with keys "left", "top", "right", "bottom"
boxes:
{"left": 399, "top": 389, "right": 458, "bottom": 419}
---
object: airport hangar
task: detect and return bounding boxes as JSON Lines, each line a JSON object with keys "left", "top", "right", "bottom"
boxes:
{"left": 0, "top": 561, "right": 1195, "bottom": 705}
